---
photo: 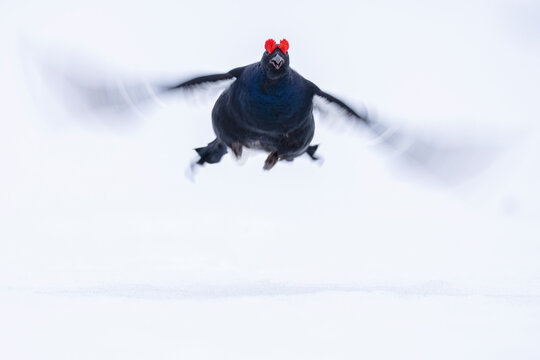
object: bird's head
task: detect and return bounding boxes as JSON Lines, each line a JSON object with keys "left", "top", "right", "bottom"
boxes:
{"left": 261, "top": 38, "right": 290, "bottom": 80}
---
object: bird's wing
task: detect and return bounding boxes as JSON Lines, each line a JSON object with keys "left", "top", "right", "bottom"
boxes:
{"left": 314, "top": 87, "right": 502, "bottom": 186}
{"left": 311, "top": 83, "right": 502, "bottom": 185}
{"left": 28, "top": 48, "right": 248, "bottom": 119}
{"left": 163, "top": 66, "right": 245, "bottom": 92}
{"left": 314, "top": 88, "right": 370, "bottom": 125}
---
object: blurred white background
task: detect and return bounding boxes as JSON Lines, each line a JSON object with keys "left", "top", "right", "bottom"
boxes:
{"left": 1, "top": 0, "right": 539, "bottom": 359}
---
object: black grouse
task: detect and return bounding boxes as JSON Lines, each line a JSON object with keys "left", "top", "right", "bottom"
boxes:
{"left": 165, "top": 38, "right": 371, "bottom": 170}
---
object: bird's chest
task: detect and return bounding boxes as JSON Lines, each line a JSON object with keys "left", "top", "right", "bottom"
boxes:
{"left": 236, "top": 80, "right": 310, "bottom": 127}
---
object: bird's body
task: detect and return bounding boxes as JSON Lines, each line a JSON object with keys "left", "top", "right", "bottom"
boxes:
{"left": 213, "top": 64, "right": 315, "bottom": 160}
{"left": 167, "top": 39, "right": 369, "bottom": 169}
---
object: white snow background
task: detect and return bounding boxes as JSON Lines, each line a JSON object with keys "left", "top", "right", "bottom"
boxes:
{"left": 1, "top": 0, "right": 540, "bottom": 359}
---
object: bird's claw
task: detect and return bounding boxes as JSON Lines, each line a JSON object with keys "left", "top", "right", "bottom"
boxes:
{"left": 263, "top": 152, "right": 279, "bottom": 170}
{"left": 185, "top": 159, "right": 199, "bottom": 182}
{"left": 230, "top": 142, "right": 243, "bottom": 159}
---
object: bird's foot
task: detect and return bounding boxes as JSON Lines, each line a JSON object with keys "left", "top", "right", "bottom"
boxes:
{"left": 306, "top": 145, "right": 319, "bottom": 160}
{"left": 263, "top": 152, "right": 279, "bottom": 170}
{"left": 230, "top": 142, "right": 243, "bottom": 159}
{"left": 306, "top": 144, "right": 324, "bottom": 166}
{"left": 194, "top": 139, "right": 228, "bottom": 165}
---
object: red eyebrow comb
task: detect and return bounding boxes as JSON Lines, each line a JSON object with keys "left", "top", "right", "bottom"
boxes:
{"left": 265, "top": 38, "right": 290, "bottom": 54}
{"left": 265, "top": 39, "right": 277, "bottom": 54}
{"left": 278, "top": 39, "right": 289, "bottom": 53}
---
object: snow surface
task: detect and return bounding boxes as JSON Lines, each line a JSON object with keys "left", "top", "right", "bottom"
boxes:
{"left": 1, "top": 0, "right": 540, "bottom": 359}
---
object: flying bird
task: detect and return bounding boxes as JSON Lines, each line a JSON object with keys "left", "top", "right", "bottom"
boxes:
{"left": 164, "top": 38, "right": 372, "bottom": 170}
{"left": 26, "top": 38, "right": 500, "bottom": 183}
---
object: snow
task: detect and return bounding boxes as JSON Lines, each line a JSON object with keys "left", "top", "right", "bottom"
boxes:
{"left": 1, "top": 0, "right": 539, "bottom": 358}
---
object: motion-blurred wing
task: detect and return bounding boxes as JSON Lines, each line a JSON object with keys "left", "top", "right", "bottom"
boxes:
{"left": 314, "top": 88, "right": 370, "bottom": 125}
{"left": 312, "top": 88, "right": 501, "bottom": 185}
{"left": 27, "top": 50, "right": 245, "bottom": 119}
{"left": 163, "top": 66, "right": 245, "bottom": 93}
{"left": 372, "top": 123, "right": 503, "bottom": 185}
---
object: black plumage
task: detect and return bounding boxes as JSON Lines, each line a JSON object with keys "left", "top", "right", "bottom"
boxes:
{"left": 165, "top": 38, "right": 370, "bottom": 170}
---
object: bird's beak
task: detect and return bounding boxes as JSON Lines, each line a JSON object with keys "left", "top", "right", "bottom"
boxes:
{"left": 270, "top": 54, "right": 285, "bottom": 70}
